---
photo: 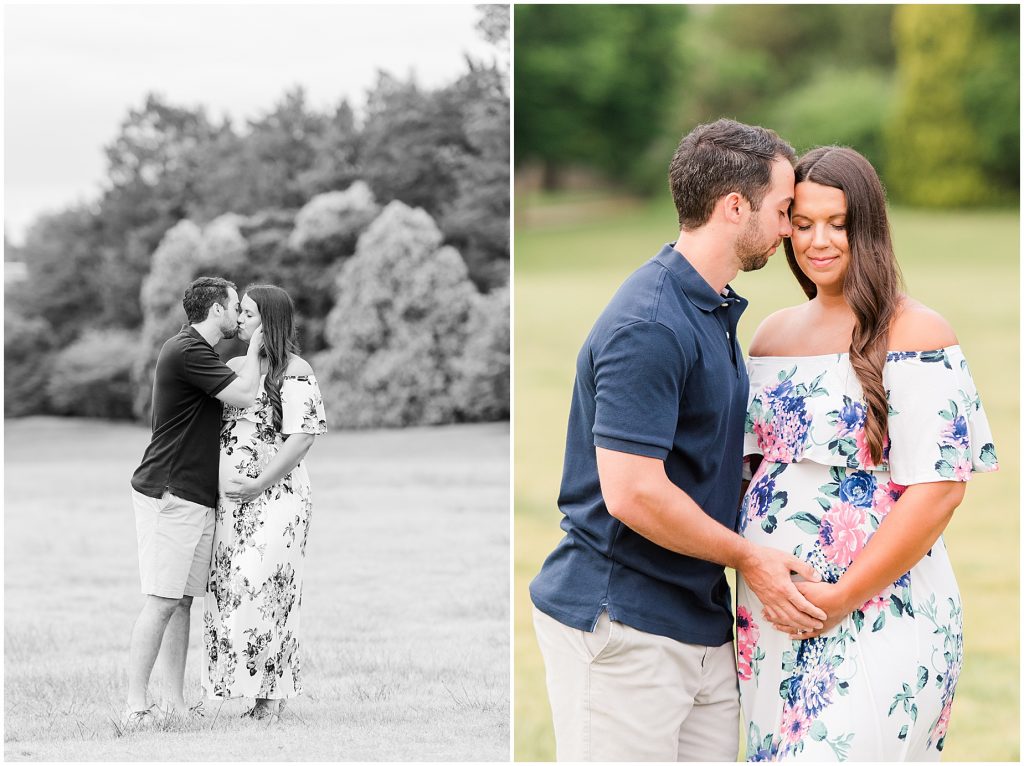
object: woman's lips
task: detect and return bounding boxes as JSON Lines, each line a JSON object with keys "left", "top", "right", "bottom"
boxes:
{"left": 807, "top": 255, "right": 838, "bottom": 269}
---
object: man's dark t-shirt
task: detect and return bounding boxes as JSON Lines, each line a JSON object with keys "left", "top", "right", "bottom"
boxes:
{"left": 131, "top": 326, "right": 237, "bottom": 508}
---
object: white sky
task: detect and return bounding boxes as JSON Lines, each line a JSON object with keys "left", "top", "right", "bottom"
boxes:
{"left": 3, "top": 3, "right": 501, "bottom": 245}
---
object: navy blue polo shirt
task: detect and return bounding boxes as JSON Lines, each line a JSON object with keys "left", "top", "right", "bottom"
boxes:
{"left": 131, "top": 326, "right": 237, "bottom": 508}
{"left": 530, "top": 243, "right": 749, "bottom": 646}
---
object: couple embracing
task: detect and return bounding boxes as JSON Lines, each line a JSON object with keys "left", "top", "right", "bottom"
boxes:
{"left": 531, "top": 120, "right": 999, "bottom": 761}
{"left": 126, "top": 277, "right": 327, "bottom": 723}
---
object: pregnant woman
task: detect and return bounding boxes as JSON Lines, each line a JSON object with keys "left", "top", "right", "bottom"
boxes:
{"left": 737, "top": 147, "right": 998, "bottom": 760}
{"left": 204, "top": 284, "right": 327, "bottom": 719}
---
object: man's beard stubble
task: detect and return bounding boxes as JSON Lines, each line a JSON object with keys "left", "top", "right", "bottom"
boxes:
{"left": 736, "top": 217, "right": 779, "bottom": 273}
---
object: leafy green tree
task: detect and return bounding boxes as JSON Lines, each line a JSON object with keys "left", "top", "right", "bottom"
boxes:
{"left": 886, "top": 5, "right": 992, "bottom": 205}
{"left": 515, "top": 4, "right": 688, "bottom": 188}
{"left": 963, "top": 5, "right": 1019, "bottom": 198}
{"left": 765, "top": 68, "right": 895, "bottom": 170}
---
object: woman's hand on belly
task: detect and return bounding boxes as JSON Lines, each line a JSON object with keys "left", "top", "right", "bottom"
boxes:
{"left": 766, "top": 580, "right": 856, "bottom": 639}
{"left": 223, "top": 474, "right": 266, "bottom": 503}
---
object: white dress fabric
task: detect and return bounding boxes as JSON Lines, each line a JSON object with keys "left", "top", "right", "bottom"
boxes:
{"left": 736, "top": 346, "right": 997, "bottom": 761}
{"left": 204, "top": 374, "right": 327, "bottom": 700}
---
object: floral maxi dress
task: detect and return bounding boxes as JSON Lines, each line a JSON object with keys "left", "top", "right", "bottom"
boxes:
{"left": 737, "top": 347, "right": 997, "bottom": 761}
{"left": 204, "top": 374, "right": 327, "bottom": 700}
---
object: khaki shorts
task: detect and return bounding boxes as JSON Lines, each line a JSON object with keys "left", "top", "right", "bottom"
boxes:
{"left": 533, "top": 607, "right": 739, "bottom": 761}
{"left": 132, "top": 489, "right": 215, "bottom": 599}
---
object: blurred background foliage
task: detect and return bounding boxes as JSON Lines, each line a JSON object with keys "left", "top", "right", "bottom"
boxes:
{"left": 515, "top": 4, "right": 1019, "bottom": 207}
{"left": 5, "top": 5, "right": 509, "bottom": 428}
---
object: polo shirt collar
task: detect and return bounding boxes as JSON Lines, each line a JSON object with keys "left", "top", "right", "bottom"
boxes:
{"left": 183, "top": 324, "right": 214, "bottom": 348}
{"left": 654, "top": 243, "right": 746, "bottom": 313}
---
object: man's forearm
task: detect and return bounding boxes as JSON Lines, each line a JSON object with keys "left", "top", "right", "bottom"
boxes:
{"left": 597, "top": 448, "right": 826, "bottom": 627}
{"left": 232, "top": 346, "right": 263, "bottom": 402}
{"left": 607, "top": 473, "right": 754, "bottom": 568}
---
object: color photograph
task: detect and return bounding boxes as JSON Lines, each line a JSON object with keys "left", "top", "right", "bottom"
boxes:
{"left": 514, "top": 4, "right": 1018, "bottom": 761}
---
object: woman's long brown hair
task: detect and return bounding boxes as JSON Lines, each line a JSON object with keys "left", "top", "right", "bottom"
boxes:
{"left": 244, "top": 284, "right": 299, "bottom": 433}
{"left": 782, "top": 147, "right": 904, "bottom": 465}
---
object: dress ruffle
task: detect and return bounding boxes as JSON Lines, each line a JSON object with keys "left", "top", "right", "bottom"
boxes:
{"left": 743, "top": 346, "right": 998, "bottom": 486}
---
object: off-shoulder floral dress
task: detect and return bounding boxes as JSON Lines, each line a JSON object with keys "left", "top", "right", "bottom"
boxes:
{"left": 737, "top": 347, "right": 997, "bottom": 761}
{"left": 204, "top": 374, "right": 327, "bottom": 700}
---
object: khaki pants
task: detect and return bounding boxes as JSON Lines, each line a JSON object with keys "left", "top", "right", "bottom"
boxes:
{"left": 533, "top": 607, "right": 739, "bottom": 762}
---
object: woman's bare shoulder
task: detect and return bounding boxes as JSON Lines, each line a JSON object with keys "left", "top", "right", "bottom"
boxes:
{"left": 888, "top": 298, "right": 958, "bottom": 352}
{"left": 285, "top": 355, "right": 314, "bottom": 376}
{"left": 747, "top": 305, "right": 809, "bottom": 357}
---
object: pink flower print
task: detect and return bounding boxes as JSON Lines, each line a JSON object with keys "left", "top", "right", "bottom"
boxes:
{"left": 861, "top": 593, "right": 891, "bottom": 612}
{"left": 953, "top": 457, "right": 972, "bottom": 481}
{"left": 735, "top": 606, "right": 760, "bottom": 681}
{"left": 819, "top": 502, "right": 868, "bottom": 568}
{"left": 737, "top": 646, "right": 753, "bottom": 681}
{"left": 931, "top": 697, "right": 953, "bottom": 747}
{"left": 755, "top": 418, "right": 793, "bottom": 463}
{"left": 779, "top": 703, "right": 810, "bottom": 748}
{"left": 871, "top": 480, "right": 906, "bottom": 520}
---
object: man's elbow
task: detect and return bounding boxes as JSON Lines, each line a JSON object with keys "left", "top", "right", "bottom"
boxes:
{"left": 603, "top": 482, "right": 655, "bottom": 526}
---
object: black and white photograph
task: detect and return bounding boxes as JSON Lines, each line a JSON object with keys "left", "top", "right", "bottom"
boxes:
{"left": 5, "top": 3, "right": 510, "bottom": 760}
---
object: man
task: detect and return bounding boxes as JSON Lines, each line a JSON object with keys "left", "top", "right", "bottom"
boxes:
{"left": 126, "top": 276, "right": 264, "bottom": 721}
{"left": 530, "top": 119, "right": 827, "bottom": 761}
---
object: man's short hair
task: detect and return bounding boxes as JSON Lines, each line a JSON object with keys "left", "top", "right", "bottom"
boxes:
{"left": 669, "top": 119, "right": 796, "bottom": 230}
{"left": 183, "top": 276, "right": 236, "bottom": 324}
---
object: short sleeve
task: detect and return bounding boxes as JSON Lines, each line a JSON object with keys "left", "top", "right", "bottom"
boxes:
{"left": 885, "top": 348, "right": 998, "bottom": 486}
{"left": 592, "top": 320, "right": 690, "bottom": 460}
{"left": 180, "top": 343, "right": 236, "bottom": 397}
{"left": 281, "top": 375, "right": 328, "bottom": 436}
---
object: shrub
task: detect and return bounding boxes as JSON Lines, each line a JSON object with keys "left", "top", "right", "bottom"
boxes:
{"left": 885, "top": 5, "right": 992, "bottom": 206}
{"left": 287, "top": 182, "right": 380, "bottom": 254}
{"left": 4, "top": 310, "right": 55, "bottom": 417}
{"left": 314, "top": 201, "right": 480, "bottom": 428}
{"left": 451, "top": 286, "right": 510, "bottom": 421}
{"left": 132, "top": 218, "right": 247, "bottom": 420}
{"left": 48, "top": 328, "right": 138, "bottom": 419}
{"left": 765, "top": 68, "right": 895, "bottom": 172}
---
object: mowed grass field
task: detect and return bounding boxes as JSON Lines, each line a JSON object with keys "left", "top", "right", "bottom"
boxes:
{"left": 514, "top": 198, "right": 1019, "bottom": 761}
{"left": 5, "top": 417, "right": 509, "bottom": 761}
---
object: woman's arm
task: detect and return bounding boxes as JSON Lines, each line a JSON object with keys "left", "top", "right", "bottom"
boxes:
{"left": 773, "top": 480, "right": 965, "bottom": 638}
{"left": 224, "top": 432, "right": 317, "bottom": 503}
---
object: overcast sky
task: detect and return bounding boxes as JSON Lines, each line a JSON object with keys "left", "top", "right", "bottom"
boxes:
{"left": 4, "top": 3, "right": 500, "bottom": 245}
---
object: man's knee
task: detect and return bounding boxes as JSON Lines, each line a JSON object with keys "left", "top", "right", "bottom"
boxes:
{"left": 176, "top": 595, "right": 193, "bottom": 611}
{"left": 145, "top": 594, "right": 186, "bottom": 617}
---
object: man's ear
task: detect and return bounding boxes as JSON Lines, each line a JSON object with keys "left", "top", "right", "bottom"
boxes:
{"left": 721, "top": 191, "right": 745, "bottom": 224}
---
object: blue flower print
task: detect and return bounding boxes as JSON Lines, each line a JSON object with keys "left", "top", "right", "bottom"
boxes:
{"left": 838, "top": 472, "right": 877, "bottom": 509}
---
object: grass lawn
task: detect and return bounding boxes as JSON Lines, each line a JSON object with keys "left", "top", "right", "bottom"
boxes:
{"left": 514, "top": 196, "right": 1019, "bottom": 761}
{"left": 5, "top": 417, "right": 510, "bottom": 761}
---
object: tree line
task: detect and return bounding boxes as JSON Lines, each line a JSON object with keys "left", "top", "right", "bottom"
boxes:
{"left": 6, "top": 5, "right": 510, "bottom": 426}
{"left": 515, "top": 4, "right": 1019, "bottom": 207}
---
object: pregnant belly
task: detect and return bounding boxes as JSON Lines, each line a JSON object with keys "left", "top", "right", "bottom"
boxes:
{"left": 740, "top": 459, "right": 906, "bottom": 574}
